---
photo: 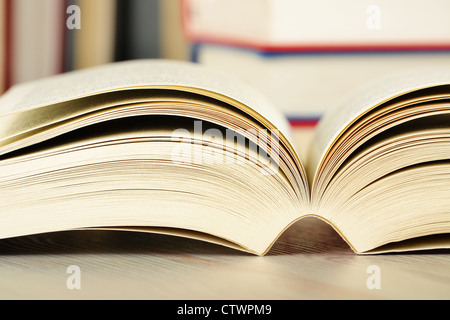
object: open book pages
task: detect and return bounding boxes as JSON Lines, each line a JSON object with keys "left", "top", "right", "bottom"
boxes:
{"left": 308, "top": 67, "right": 450, "bottom": 253}
{"left": 0, "top": 60, "right": 307, "bottom": 255}
{"left": 0, "top": 59, "right": 449, "bottom": 255}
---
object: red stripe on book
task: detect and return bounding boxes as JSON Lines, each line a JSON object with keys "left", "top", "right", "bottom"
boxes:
{"left": 289, "top": 119, "right": 320, "bottom": 128}
{"left": 59, "top": 0, "right": 68, "bottom": 74}
{"left": 4, "top": 0, "right": 12, "bottom": 91}
{"left": 187, "top": 36, "right": 450, "bottom": 53}
{"left": 180, "top": 0, "right": 192, "bottom": 45}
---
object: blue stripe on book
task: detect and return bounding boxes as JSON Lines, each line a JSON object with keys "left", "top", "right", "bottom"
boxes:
{"left": 190, "top": 43, "right": 450, "bottom": 59}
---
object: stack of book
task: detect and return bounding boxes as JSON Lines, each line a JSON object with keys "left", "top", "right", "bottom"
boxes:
{"left": 0, "top": 0, "right": 188, "bottom": 94}
{"left": 182, "top": 0, "right": 450, "bottom": 126}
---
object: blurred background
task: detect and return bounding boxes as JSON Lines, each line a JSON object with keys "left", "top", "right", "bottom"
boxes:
{"left": 0, "top": 0, "right": 190, "bottom": 90}
{"left": 1, "top": 0, "right": 450, "bottom": 127}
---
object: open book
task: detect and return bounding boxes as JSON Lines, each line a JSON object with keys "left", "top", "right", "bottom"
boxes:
{"left": 0, "top": 60, "right": 449, "bottom": 256}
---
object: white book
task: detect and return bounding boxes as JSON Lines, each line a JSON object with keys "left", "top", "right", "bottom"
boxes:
{"left": 195, "top": 44, "right": 450, "bottom": 118}
{"left": 11, "top": 0, "right": 64, "bottom": 85}
{"left": 183, "top": 0, "right": 450, "bottom": 50}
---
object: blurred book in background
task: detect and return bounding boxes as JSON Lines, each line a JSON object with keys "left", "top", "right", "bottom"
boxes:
{"left": 115, "top": 0, "right": 189, "bottom": 62}
{"left": 71, "top": 0, "right": 116, "bottom": 70}
{"left": 193, "top": 45, "right": 450, "bottom": 121}
{"left": 7, "top": 0, "right": 65, "bottom": 87}
{"left": 160, "top": 0, "right": 190, "bottom": 61}
{"left": 182, "top": 0, "right": 450, "bottom": 124}
{"left": 115, "top": 0, "right": 160, "bottom": 61}
{"left": 0, "top": 0, "right": 5, "bottom": 93}
{"left": 182, "top": 0, "right": 450, "bottom": 52}
{"left": 0, "top": 0, "right": 189, "bottom": 94}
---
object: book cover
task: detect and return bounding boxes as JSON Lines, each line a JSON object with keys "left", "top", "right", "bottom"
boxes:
{"left": 182, "top": 0, "right": 450, "bottom": 53}
{"left": 193, "top": 44, "right": 450, "bottom": 122}
{"left": 73, "top": 0, "right": 116, "bottom": 70}
{"left": 8, "top": 0, "right": 65, "bottom": 86}
{"left": 115, "top": 0, "right": 160, "bottom": 61}
{"left": 0, "top": 0, "right": 5, "bottom": 93}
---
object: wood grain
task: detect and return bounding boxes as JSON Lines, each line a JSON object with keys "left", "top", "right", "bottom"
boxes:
{"left": 0, "top": 217, "right": 449, "bottom": 299}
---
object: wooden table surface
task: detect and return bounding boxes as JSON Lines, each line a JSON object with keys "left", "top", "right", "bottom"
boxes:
{"left": 0, "top": 128, "right": 449, "bottom": 300}
{"left": 1, "top": 217, "right": 449, "bottom": 300}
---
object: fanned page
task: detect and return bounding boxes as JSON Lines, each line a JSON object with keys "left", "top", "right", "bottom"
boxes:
{"left": 0, "top": 59, "right": 292, "bottom": 139}
{"left": 0, "top": 59, "right": 311, "bottom": 256}
{"left": 306, "top": 66, "right": 450, "bottom": 254}
{"left": 3, "top": 60, "right": 449, "bottom": 255}
{"left": 308, "top": 67, "right": 450, "bottom": 183}
{"left": 0, "top": 60, "right": 306, "bottom": 181}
